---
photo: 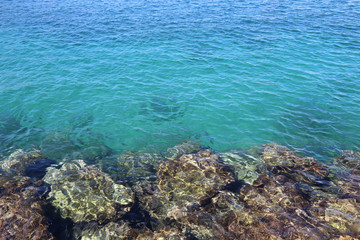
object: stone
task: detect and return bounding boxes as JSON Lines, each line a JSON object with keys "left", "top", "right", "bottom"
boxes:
{"left": 334, "top": 150, "right": 360, "bottom": 170}
{"left": 0, "top": 149, "right": 44, "bottom": 175}
{"left": 219, "top": 149, "right": 262, "bottom": 184}
{"left": 157, "top": 149, "right": 234, "bottom": 206}
{"left": 0, "top": 174, "right": 54, "bottom": 239}
{"left": 163, "top": 140, "right": 205, "bottom": 160}
{"left": 43, "top": 160, "right": 134, "bottom": 223}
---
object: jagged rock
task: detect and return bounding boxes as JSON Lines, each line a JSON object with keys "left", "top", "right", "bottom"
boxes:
{"left": 0, "top": 149, "right": 44, "bottom": 175}
{"left": 134, "top": 150, "right": 236, "bottom": 239}
{"left": 219, "top": 150, "right": 262, "bottom": 184}
{"left": 0, "top": 175, "right": 54, "bottom": 239}
{"left": 43, "top": 160, "right": 134, "bottom": 223}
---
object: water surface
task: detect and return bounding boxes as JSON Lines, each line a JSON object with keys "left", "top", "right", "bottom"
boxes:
{"left": 1, "top": 0, "right": 360, "bottom": 162}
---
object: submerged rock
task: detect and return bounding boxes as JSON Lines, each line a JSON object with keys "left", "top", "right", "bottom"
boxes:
{"left": 43, "top": 160, "right": 134, "bottom": 223}
{"left": 334, "top": 150, "right": 360, "bottom": 170}
{"left": 219, "top": 150, "right": 262, "bottom": 184}
{"left": 0, "top": 149, "right": 44, "bottom": 175}
{"left": 133, "top": 144, "right": 360, "bottom": 240}
{"left": 136, "top": 227, "right": 186, "bottom": 240}
{"left": 0, "top": 175, "right": 54, "bottom": 239}
{"left": 112, "top": 151, "right": 165, "bottom": 182}
{"left": 261, "top": 142, "right": 315, "bottom": 166}
{"left": 157, "top": 149, "right": 234, "bottom": 206}
{"left": 163, "top": 140, "right": 205, "bottom": 160}
{"left": 74, "top": 221, "right": 140, "bottom": 240}
{"left": 310, "top": 198, "right": 360, "bottom": 235}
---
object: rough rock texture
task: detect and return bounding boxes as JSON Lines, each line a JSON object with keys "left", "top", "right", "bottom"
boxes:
{"left": 136, "top": 227, "right": 186, "bottom": 240}
{"left": 334, "top": 150, "right": 360, "bottom": 170}
{"left": 74, "top": 221, "right": 141, "bottom": 240}
{"left": 310, "top": 198, "right": 360, "bottom": 235}
{"left": 219, "top": 149, "right": 262, "bottom": 184}
{"left": 157, "top": 149, "right": 234, "bottom": 205}
{"left": 261, "top": 142, "right": 317, "bottom": 166}
{"left": 0, "top": 149, "right": 44, "bottom": 175}
{"left": 134, "top": 150, "right": 237, "bottom": 239}
{"left": 43, "top": 160, "right": 134, "bottom": 223}
{"left": 133, "top": 144, "right": 360, "bottom": 240}
{"left": 0, "top": 174, "right": 54, "bottom": 240}
{"left": 111, "top": 151, "right": 165, "bottom": 182}
{"left": 163, "top": 140, "right": 205, "bottom": 160}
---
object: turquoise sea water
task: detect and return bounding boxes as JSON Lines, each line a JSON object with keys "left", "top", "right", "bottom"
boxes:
{"left": 0, "top": 0, "right": 359, "bottom": 162}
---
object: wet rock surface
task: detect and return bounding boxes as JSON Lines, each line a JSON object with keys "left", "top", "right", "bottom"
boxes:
{"left": 43, "top": 160, "right": 134, "bottom": 223}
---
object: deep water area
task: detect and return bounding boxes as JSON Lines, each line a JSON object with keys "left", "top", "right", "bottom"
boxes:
{"left": 1, "top": 0, "right": 360, "bottom": 162}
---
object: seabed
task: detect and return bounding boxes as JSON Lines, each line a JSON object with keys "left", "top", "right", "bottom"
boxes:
{"left": 0, "top": 140, "right": 359, "bottom": 240}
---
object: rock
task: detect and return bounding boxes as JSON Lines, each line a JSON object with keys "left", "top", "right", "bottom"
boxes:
{"left": 0, "top": 174, "right": 54, "bottom": 239}
{"left": 112, "top": 152, "right": 165, "bottom": 182}
{"left": 310, "top": 198, "right": 360, "bottom": 235}
{"left": 219, "top": 150, "right": 262, "bottom": 184}
{"left": 261, "top": 142, "right": 315, "bottom": 166}
{"left": 43, "top": 160, "right": 134, "bottom": 223}
{"left": 163, "top": 140, "right": 205, "bottom": 160}
{"left": 74, "top": 221, "right": 141, "bottom": 240}
{"left": 0, "top": 149, "right": 44, "bottom": 175}
{"left": 157, "top": 149, "right": 234, "bottom": 206}
{"left": 334, "top": 150, "right": 360, "bottom": 170}
{"left": 136, "top": 227, "right": 186, "bottom": 240}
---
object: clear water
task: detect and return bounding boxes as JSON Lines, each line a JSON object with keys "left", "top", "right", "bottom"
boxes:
{"left": 1, "top": 0, "right": 360, "bottom": 162}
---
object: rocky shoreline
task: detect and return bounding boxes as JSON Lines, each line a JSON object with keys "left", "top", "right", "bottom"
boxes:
{"left": 0, "top": 141, "right": 359, "bottom": 239}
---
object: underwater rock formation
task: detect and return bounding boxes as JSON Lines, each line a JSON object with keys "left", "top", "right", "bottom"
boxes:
{"left": 0, "top": 175, "right": 54, "bottom": 239}
{"left": 43, "top": 160, "right": 134, "bottom": 223}
{"left": 163, "top": 140, "right": 205, "bottom": 160}
{"left": 334, "top": 150, "right": 360, "bottom": 170}
{"left": 157, "top": 149, "right": 234, "bottom": 206}
{"left": 74, "top": 221, "right": 140, "bottom": 240}
{"left": 219, "top": 149, "right": 262, "bottom": 184}
{"left": 132, "top": 144, "right": 360, "bottom": 240}
{"left": 2, "top": 142, "right": 358, "bottom": 240}
{"left": 0, "top": 149, "right": 44, "bottom": 175}
{"left": 112, "top": 151, "right": 165, "bottom": 182}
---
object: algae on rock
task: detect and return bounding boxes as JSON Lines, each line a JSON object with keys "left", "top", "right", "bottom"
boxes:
{"left": 43, "top": 160, "right": 134, "bottom": 223}
{"left": 219, "top": 150, "right": 262, "bottom": 184}
{"left": 0, "top": 149, "right": 44, "bottom": 175}
{"left": 0, "top": 175, "right": 54, "bottom": 239}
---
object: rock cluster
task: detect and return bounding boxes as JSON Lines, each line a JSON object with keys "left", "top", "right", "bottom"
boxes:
{"left": 1, "top": 143, "right": 359, "bottom": 240}
{"left": 0, "top": 149, "right": 43, "bottom": 175}
{"left": 0, "top": 175, "right": 54, "bottom": 239}
{"left": 43, "top": 160, "right": 134, "bottom": 223}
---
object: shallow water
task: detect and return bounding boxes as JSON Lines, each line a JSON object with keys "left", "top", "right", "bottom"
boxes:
{"left": 1, "top": 0, "right": 360, "bottom": 162}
